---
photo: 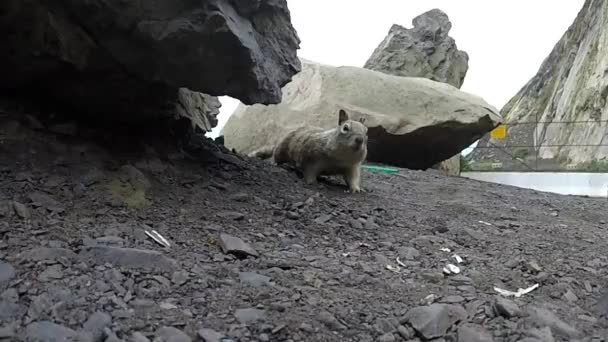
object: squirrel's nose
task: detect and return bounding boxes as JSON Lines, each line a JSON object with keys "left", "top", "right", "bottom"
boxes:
{"left": 355, "top": 137, "right": 363, "bottom": 145}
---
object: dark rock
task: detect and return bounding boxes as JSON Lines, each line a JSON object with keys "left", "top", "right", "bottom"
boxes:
{"left": 235, "top": 308, "right": 267, "bottom": 324}
{"left": 198, "top": 328, "right": 225, "bottom": 342}
{"left": 153, "top": 326, "right": 191, "bottom": 342}
{"left": 0, "top": 261, "right": 15, "bottom": 285}
{"left": 364, "top": 9, "right": 468, "bottom": 88}
{"left": 402, "top": 304, "right": 465, "bottom": 340}
{"left": 493, "top": 297, "right": 522, "bottom": 318}
{"left": 82, "top": 312, "right": 112, "bottom": 342}
{"left": 239, "top": 272, "right": 272, "bottom": 288}
{"left": 527, "top": 306, "right": 580, "bottom": 338}
{"left": 79, "top": 246, "right": 177, "bottom": 272}
{"left": 219, "top": 234, "right": 259, "bottom": 258}
{"left": 457, "top": 324, "right": 493, "bottom": 342}
{"left": 0, "top": 0, "right": 301, "bottom": 134}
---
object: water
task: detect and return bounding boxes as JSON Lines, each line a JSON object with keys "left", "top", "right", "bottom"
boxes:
{"left": 461, "top": 172, "right": 608, "bottom": 198}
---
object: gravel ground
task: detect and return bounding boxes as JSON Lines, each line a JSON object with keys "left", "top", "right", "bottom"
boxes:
{"left": 1, "top": 105, "right": 608, "bottom": 342}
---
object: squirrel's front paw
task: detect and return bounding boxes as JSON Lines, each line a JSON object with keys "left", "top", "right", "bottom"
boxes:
{"left": 348, "top": 186, "right": 365, "bottom": 193}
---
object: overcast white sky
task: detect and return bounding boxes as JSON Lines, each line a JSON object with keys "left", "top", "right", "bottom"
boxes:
{"left": 209, "top": 0, "right": 584, "bottom": 138}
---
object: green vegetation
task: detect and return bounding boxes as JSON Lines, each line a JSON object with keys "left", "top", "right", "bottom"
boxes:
{"left": 512, "top": 148, "right": 530, "bottom": 160}
{"left": 576, "top": 160, "right": 608, "bottom": 172}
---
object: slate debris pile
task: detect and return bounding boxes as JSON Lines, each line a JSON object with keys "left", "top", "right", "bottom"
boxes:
{"left": 0, "top": 108, "right": 607, "bottom": 341}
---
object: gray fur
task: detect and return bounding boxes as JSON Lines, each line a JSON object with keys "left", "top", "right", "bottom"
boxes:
{"left": 272, "top": 109, "right": 368, "bottom": 193}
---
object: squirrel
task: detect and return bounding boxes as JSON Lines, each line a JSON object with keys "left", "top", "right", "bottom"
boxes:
{"left": 249, "top": 109, "right": 368, "bottom": 193}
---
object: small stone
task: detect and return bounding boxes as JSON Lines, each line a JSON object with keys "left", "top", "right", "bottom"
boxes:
{"left": 0, "top": 323, "right": 16, "bottom": 338}
{"left": 258, "top": 333, "right": 270, "bottom": 342}
{"left": 314, "top": 214, "right": 332, "bottom": 224}
{"left": 25, "top": 321, "right": 79, "bottom": 341}
{"left": 318, "top": 310, "right": 346, "bottom": 331}
{"left": 449, "top": 275, "right": 473, "bottom": 285}
{"left": 82, "top": 311, "right": 112, "bottom": 342}
{"left": 421, "top": 272, "right": 444, "bottom": 283}
{"left": 526, "top": 327, "right": 555, "bottom": 342}
{"left": 402, "top": 304, "right": 465, "bottom": 340}
{"left": 457, "top": 324, "right": 494, "bottom": 342}
{"left": 159, "top": 302, "right": 178, "bottom": 310}
{"left": 239, "top": 272, "right": 272, "bottom": 287}
{"left": 79, "top": 246, "right": 177, "bottom": 272}
{"left": 493, "top": 297, "right": 521, "bottom": 318}
{"left": 216, "top": 211, "right": 245, "bottom": 221}
{"left": 12, "top": 201, "right": 29, "bottom": 219}
{"left": 0, "top": 261, "right": 15, "bottom": 284}
{"left": 562, "top": 289, "right": 578, "bottom": 302}
{"left": 132, "top": 332, "right": 151, "bottom": 342}
{"left": 219, "top": 234, "right": 258, "bottom": 258}
{"left": 377, "top": 332, "right": 396, "bottom": 342}
{"left": 299, "top": 323, "right": 315, "bottom": 333}
{"left": 441, "top": 295, "right": 465, "bottom": 303}
{"left": 526, "top": 261, "right": 542, "bottom": 273}
{"left": 171, "top": 270, "right": 190, "bottom": 286}
{"left": 397, "top": 247, "right": 420, "bottom": 260}
{"left": 153, "top": 326, "right": 191, "bottom": 342}
{"left": 38, "top": 264, "right": 64, "bottom": 281}
{"left": 198, "top": 328, "right": 225, "bottom": 342}
{"left": 235, "top": 308, "right": 267, "bottom": 324}
{"left": 527, "top": 306, "right": 580, "bottom": 338}
{"left": 229, "top": 193, "right": 250, "bottom": 202}
{"left": 286, "top": 211, "right": 300, "bottom": 220}
{"left": 397, "top": 325, "right": 414, "bottom": 340}
{"left": 28, "top": 192, "right": 63, "bottom": 211}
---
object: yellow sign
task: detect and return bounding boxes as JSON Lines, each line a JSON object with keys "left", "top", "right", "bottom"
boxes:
{"left": 490, "top": 124, "right": 506, "bottom": 139}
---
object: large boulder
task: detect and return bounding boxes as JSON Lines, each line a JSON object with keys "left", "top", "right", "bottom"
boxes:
{"left": 0, "top": 0, "right": 301, "bottom": 132}
{"left": 222, "top": 59, "right": 501, "bottom": 170}
{"left": 471, "top": 0, "right": 608, "bottom": 171}
{"left": 364, "top": 9, "right": 469, "bottom": 89}
{"left": 364, "top": 9, "right": 470, "bottom": 175}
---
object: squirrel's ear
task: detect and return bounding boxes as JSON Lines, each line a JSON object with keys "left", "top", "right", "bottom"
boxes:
{"left": 359, "top": 117, "right": 366, "bottom": 124}
{"left": 338, "top": 109, "right": 348, "bottom": 125}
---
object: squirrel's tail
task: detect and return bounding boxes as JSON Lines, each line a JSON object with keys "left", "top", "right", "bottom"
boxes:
{"left": 247, "top": 145, "right": 275, "bottom": 160}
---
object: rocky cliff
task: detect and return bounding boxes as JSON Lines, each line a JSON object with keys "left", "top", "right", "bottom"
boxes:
{"left": 470, "top": 0, "right": 608, "bottom": 171}
{"left": 0, "top": 0, "right": 301, "bottom": 134}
